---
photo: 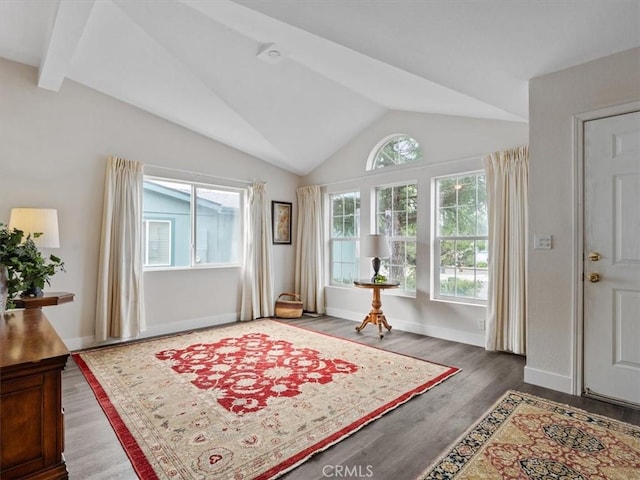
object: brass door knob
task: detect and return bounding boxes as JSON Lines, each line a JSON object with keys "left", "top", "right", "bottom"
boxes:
{"left": 586, "top": 272, "right": 600, "bottom": 283}
{"left": 588, "top": 252, "right": 601, "bottom": 261}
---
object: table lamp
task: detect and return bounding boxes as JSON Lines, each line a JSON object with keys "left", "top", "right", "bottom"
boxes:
{"left": 9, "top": 208, "right": 61, "bottom": 297}
{"left": 9, "top": 208, "right": 60, "bottom": 248}
{"left": 361, "top": 234, "right": 390, "bottom": 282}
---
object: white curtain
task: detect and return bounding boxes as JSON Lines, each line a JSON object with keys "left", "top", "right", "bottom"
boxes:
{"left": 295, "top": 185, "right": 324, "bottom": 313}
{"left": 95, "top": 155, "right": 145, "bottom": 341}
{"left": 240, "top": 182, "right": 274, "bottom": 320}
{"left": 483, "top": 146, "right": 528, "bottom": 354}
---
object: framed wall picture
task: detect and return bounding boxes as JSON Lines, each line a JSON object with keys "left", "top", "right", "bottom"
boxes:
{"left": 272, "top": 201, "right": 292, "bottom": 244}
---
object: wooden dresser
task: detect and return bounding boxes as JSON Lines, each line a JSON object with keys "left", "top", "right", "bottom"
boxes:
{"left": 0, "top": 309, "right": 70, "bottom": 479}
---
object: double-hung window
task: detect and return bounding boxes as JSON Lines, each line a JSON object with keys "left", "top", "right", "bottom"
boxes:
{"left": 433, "top": 172, "right": 488, "bottom": 304}
{"left": 142, "top": 177, "right": 242, "bottom": 268}
{"left": 329, "top": 192, "right": 360, "bottom": 285}
{"left": 375, "top": 183, "right": 417, "bottom": 292}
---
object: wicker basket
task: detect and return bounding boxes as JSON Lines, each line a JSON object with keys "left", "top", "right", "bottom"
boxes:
{"left": 274, "top": 292, "right": 303, "bottom": 318}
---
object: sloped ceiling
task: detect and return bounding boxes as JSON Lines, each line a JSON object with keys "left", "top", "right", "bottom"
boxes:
{"left": 1, "top": 0, "right": 638, "bottom": 175}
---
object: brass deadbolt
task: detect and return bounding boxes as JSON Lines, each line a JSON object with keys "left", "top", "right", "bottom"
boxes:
{"left": 586, "top": 272, "right": 600, "bottom": 283}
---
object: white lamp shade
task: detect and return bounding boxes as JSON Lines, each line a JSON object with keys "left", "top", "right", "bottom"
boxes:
{"left": 361, "top": 234, "right": 390, "bottom": 258}
{"left": 9, "top": 208, "right": 60, "bottom": 248}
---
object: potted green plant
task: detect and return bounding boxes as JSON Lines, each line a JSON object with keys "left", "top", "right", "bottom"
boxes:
{"left": 0, "top": 222, "right": 65, "bottom": 309}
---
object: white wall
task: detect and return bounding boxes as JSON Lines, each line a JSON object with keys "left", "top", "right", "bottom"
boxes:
{"left": 303, "top": 110, "right": 529, "bottom": 345}
{"left": 0, "top": 59, "right": 299, "bottom": 349}
{"left": 526, "top": 47, "right": 640, "bottom": 393}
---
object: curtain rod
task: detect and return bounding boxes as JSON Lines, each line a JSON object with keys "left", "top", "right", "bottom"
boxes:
{"left": 315, "top": 153, "right": 484, "bottom": 188}
{"left": 144, "top": 163, "right": 257, "bottom": 186}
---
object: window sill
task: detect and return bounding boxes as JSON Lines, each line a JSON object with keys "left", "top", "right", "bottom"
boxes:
{"left": 144, "top": 264, "right": 241, "bottom": 272}
{"left": 430, "top": 297, "right": 487, "bottom": 307}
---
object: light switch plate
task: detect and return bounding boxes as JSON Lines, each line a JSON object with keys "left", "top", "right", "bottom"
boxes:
{"left": 534, "top": 234, "right": 552, "bottom": 249}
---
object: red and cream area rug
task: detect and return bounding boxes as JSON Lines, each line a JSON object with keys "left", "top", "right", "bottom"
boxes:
{"left": 416, "top": 390, "right": 640, "bottom": 480}
{"left": 74, "top": 319, "right": 459, "bottom": 479}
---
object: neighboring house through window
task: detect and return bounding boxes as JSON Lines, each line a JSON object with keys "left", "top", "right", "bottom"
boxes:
{"left": 143, "top": 219, "right": 171, "bottom": 266}
{"left": 142, "top": 177, "right": 242, "bottom": 268}
{"left": 433, "top": 172, "right": 488, "bottom": 304}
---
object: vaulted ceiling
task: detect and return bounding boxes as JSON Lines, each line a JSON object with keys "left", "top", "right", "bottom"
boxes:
{"left": 1, "top": 1, "right": 638, "bottom": 175}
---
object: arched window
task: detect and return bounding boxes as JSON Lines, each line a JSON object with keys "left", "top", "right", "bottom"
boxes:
{"left": 367, "top": 134, "right": 422, "bottom": 171}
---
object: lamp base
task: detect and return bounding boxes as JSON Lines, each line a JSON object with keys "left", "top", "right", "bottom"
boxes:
{"left": 21, "top": 286, "right": 43, "bottom": 298}
{"left": 371, "top": 257, "right": 381, "bottom": 282}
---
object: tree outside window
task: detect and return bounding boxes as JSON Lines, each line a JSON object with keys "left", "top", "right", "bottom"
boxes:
{"left": 375, "top": 183, "right": 417, "bottom": 292}
{"left": 434, "top": 173, "right": 488, "bottom": 303}
{"left": 369, "top": 135, "right": 422, "bottom": 170}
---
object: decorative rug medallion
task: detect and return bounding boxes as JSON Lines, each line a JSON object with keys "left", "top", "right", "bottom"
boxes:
{"left": 416, "top": 390, "right": 640, "bottom": 480}
{"left": 74, "top": 319, "right": 459, "bottom": 479}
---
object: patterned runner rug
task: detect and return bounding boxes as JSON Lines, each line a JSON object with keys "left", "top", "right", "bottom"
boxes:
{"left": 416, "top": 390, "right": 640, "bottom": 479}
{"left": 74, "top": 319, "right": 459, "bottom": 479}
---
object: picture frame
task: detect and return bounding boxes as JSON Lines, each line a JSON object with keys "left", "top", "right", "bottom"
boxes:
{"left": 272, "top": 201, "right": 292, "bottom": 245}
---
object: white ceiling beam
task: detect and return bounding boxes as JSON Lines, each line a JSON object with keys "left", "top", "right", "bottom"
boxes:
{"left": 38, "top": 0, "right": 96, "bottom": 91}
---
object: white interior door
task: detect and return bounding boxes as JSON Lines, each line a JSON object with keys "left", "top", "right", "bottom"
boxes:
{"left": 583, "top": 110, "right": 640, "bottom": 407}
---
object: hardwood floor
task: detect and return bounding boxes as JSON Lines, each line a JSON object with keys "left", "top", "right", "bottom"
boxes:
{"left": 62, "top": 315, "right": 639, "bottom": 479}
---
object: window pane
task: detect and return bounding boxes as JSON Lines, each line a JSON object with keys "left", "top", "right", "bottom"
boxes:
{"left": 439, "top": 207, "right": 457, "bottom": 236}
{"left": 457, "top": 205, "right": 477, "bottom": 236}
{"left": 143, "top": 178, "right": 242, "bottom": 268}
{"left": 476, "top": 269, "right": 489, "bottom": 300}
{"left": 393, "top": 185, "right": 407, "bottom": 211}
{"left": 456, "top": 240, "right": 475, "bottom": 268}
{"left": 195, "top": 187, "right": 241, "bottom": 264}
{"left": 332, "top": 216, "right": 343, "bottom": 238}
{"left": 377, "top": 187, "right": 391, "bottom": 212}
{"left": 456, "top": 176, "right": 477, "bottom": 205}
{"left": 330, "top": 192, "right": 359, "bottom": 285}
{"left": 332, "top": 262, "right": 343, "bottom": 285}
{"left": 477, "top": 210, "right": 488, "bottom": 235}
{"left": 343, "top": 215, "right": 356, "bottom": 238}
{"left": 332, "top": 196, "right": 344, "bottom": 217}
{"left": 371, "top": 136, "right": 422, "bottom": 170}
{"left": 390, "top": 240, "right": 405, "bottom": 265}
{"left": 376, "top": 212, "right": 390, "bottom": 236}
{"left": 440, "top": 240, "right": 455, "bottom": 267}
{"left": 405, "top": 265, "right": 416, "bottom": 291}
{"left": 375, "top": 182, "right": 417, "bottom": 292}
{"left": 406, "top": 241, "right": 417, "bottom": 266}
{"left": 434, "top": 172, "right": 488, "bottom": 302}
{"left": 143, "top": 179, "right": 191, "bottom": 267}
{"left": 145, "top": 221, "right": 171, "bottom": 266}
{"left": 439, "top": 178, "right": 457, "bottom": 208}
{"left": 331, "top": 240, "right": 358, "bottom": 285}
{"left": 392, "top": 211, "right": 405, "bottom": 237}
{"left": 344, "top": 194, "right": 355, "bottom": 215}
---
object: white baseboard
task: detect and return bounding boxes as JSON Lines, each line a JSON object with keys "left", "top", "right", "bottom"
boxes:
{"left": 65, "top": 312, "right": 238, "bottom": 351}
{"left": 524, "top": 366, "right": 575, "bottom": 394}
{"left": 63, "top": 335, "right": 96, "bottom": 352}
{"left": 325, "top": 307, "right": 485, "bottom": 347}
